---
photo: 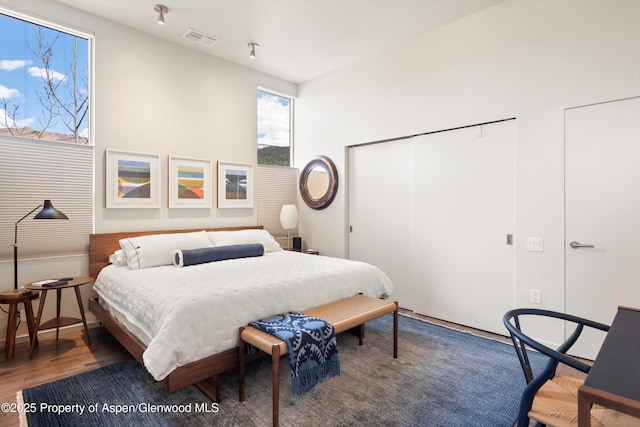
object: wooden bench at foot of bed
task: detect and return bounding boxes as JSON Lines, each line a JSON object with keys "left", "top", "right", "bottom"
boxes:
{"left": 238, "top": 294, "right": 398, "bottom": 427}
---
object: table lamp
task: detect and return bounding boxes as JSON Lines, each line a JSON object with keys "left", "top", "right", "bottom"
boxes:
{"left": 279, "top": 205, "right": 298, "bottom": 250}
{"left": 13, "top": 200, "right": 68, "bottom": 294}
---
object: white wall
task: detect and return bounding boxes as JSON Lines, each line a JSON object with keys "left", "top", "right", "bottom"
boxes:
{"left": 295, "top": 0, "right": 640, "bottom": 343}
{"left": 0, "top": 0, "right": 296, "bottom": 342}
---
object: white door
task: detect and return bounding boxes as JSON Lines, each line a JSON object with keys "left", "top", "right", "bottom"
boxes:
{"left": 348, "top": 139, "right": 414, "bottom": 308}
{"left": 348, "top": 120, "right": 516, "bottom": 334}
{"left": 411, "top": 121, "right": 516, "bottom": 334}
{"left": 565, "top": 97, "right": 640, "bottom": 359}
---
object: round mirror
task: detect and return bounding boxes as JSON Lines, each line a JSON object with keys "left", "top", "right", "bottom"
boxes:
{"left": 307, "top": 166, "right": 330, "bottom": 199}
{"left": 300, "top": 155, "right": 338, "bottom": 210}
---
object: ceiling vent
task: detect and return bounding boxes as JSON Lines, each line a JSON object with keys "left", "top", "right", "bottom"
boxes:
{"left": 182, "top": 28, "right": 220, "bottom": 47}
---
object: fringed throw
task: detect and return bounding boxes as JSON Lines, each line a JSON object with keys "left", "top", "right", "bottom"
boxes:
{"left": 249, "top": 312, "right": 340, "bottom": 396}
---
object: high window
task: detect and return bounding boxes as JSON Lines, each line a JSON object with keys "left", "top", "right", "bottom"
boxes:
{"left": 0, "top": 8, "right": 93, "bottom": 264}
{"left": 257, "top": 89, "right": 292, "bottom": 166}
{"left": 0, "top": 11, "right": 90, "bottom": 144}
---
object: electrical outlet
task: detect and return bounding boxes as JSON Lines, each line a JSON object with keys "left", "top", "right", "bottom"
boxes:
{"left": 19, "top": 309, "right": 26, "bottom": 319}
{"left": 530, "top": 289, "right": 541, "bottom": 304}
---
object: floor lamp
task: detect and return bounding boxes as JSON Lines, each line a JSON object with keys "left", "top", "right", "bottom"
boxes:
{"left": 280, "top": 205, "right": 298, "bottom": 250}
{"left": 13, "top": 200, "right": 68, "bottom": 295}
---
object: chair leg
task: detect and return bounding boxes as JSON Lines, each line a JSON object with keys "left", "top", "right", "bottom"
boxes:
{"left": 272, "top": 343, "right": 280, "bottom": 427}
{"left": 393, "top": 302, "right": 398, "bottom": 359}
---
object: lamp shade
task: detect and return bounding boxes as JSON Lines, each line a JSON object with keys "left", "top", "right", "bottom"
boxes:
{"left": 34, "top": 199, "right": 68, "bottom": 220}
{"left": 280, "top": 205, "right": 298, "bottom": 230}
{"left": 14, "top": 199, "right": 68, "bottom": 291}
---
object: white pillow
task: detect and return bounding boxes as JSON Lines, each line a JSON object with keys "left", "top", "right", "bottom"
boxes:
{"left": 207, "top": 229, "right": 282, "bottom": 253}
{"left": 119, "top": 231, "right": 213, "bottom": 269}
{"left": 108, "top": 249, "right": 127, "bottom": 266}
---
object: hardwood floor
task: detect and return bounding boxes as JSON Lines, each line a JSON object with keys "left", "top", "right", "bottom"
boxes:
{"left": 0, "top": 327, "right": 130, "bottom": 427}
{"left": 0, "top": 311, "right": 586, "bottom": 427}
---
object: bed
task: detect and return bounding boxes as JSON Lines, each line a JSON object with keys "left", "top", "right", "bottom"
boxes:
{"left": 88, "top": 226, "right": 393, "bottom": 400}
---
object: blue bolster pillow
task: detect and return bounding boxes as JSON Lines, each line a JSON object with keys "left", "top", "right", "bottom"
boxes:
{"left": 174, "top": 243, "right": 264, "bottom": 267}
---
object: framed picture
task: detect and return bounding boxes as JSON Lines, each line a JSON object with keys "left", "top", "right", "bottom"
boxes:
{"left": 168, "top": 156, "right": 213, "bottom": 208}
{"left": 105, "top": 149, "right": 160, "bottom": 208}
{"left": 217, "top": 161, "right": 254, "bottom": 208}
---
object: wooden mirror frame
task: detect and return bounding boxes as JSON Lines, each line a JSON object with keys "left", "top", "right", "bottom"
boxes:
{"left": 299, "top": 155, "right": 339, "bottom": 210}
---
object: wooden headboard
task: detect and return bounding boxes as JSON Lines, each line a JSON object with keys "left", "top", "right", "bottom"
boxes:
{"left": 89, "top": 226, "right": 263, "bottom": 279}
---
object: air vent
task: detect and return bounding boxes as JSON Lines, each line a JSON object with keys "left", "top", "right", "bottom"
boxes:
{"left": 182, "top": 28, "right": 220, "bottom": 47}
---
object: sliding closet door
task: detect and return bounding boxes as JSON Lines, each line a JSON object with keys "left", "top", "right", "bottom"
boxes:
{"left": 348, "top": 120, "right": 515, "bottom": 333}
{"left": 412, "top": 120, "right": 515, "bottom": 334}
{"left": 348, "top": 139, "right": 414, "bottom": 307}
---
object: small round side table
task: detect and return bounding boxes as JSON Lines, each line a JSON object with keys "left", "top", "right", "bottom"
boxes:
{"left": 25, "top": 276, "right": 94, "bottom": 357}
{"left": 0, "top": 290, "right": 37, "bottom": 359}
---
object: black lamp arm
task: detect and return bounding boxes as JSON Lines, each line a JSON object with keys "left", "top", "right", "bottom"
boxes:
{"left": 13, "top": 205, "right": 42, "bottom": 247}
{"left": 13, "top": 205, "right": 42, "bottom": 246}
{"left": 13, "top": 204, "right": 42, "bottom": 290}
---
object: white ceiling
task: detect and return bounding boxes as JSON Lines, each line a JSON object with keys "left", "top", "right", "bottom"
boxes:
{"left": 53, "top": 0, "right": 504, "bottom": 84}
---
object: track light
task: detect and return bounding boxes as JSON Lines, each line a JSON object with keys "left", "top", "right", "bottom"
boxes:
{"left": 248, "top": 42, "right": 259, "bottom": 59}
{"left": 154, "top": 4, "right": 168, "bottom": 25}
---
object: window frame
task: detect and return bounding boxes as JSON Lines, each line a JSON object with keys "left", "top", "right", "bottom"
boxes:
{"left": 0, "top": 6, "right": 95, "bottom": 146}
{"left": 257, "top": 87, "right": 294, "bottom": 167}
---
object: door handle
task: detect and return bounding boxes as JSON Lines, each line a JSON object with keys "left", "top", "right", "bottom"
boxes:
{"left": 569, "top": 241, "right": 595, "bottom": 249}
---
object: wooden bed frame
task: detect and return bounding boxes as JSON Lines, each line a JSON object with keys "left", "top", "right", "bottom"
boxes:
{"left": 88, "top": 226, "right": 263, "bottom": 402}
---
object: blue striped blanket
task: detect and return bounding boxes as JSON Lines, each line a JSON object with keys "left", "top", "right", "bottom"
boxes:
{"left": 249, "top": 312, "right": 340, "bottom": 396}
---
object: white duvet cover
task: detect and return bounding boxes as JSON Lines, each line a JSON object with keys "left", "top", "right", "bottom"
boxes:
{"left": 93, "top": 251, "right": 393, "bottom": 381}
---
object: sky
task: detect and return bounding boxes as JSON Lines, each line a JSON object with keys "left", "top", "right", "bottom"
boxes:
{"left": 257, "top": 90, "right": 291, "bottom": 148}
{"left": 0, "top": 12, "right": 90, "bottom": 139}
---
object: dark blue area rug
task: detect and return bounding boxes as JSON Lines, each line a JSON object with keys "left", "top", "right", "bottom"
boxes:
{"left": 20, "top": 314, "right": 546, "bottom": 426}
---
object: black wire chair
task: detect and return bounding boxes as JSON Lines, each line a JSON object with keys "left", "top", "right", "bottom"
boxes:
{"left": 503, "top": 308, "right": 609, "bottom": 427}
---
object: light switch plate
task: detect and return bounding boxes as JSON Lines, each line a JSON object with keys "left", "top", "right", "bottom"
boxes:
{"left": 527, "top": 238, "right": 544, "bottom": 252}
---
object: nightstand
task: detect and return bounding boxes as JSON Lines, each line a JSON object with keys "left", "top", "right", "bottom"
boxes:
{"left": 0, "top": 290, "right": 37, "bottom": 359}
{"left": 25, "top": 276, "right": 93, "bottom": 356}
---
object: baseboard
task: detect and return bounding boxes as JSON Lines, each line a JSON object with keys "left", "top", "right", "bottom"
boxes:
{"left": 0, "top": 320, "right": 102, "bottom": 347}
